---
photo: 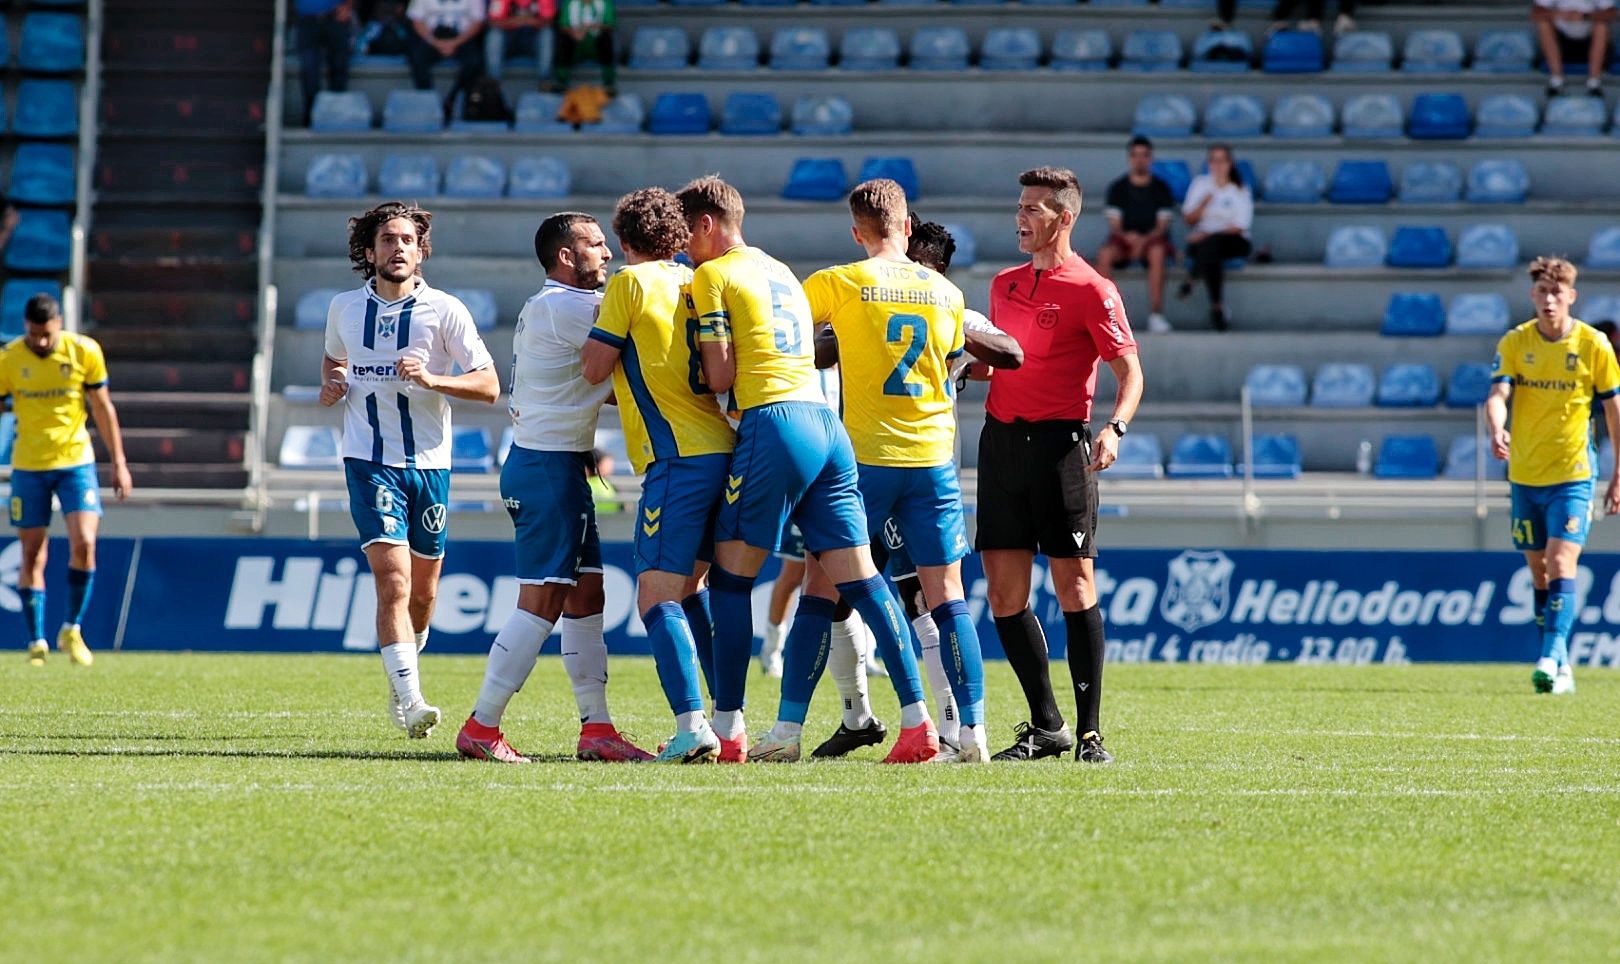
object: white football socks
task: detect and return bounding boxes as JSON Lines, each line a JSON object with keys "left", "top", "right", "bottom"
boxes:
{"left": 712, "top": 709, "right": 746, "bottom": 739}
{"left": 914, "top": 613, "right": 959, "bottom": 745}
{"left": 676, "top": 710, "right": 707, "bottom": 735}
{"left": 767, "top": 720, "right": 803, "bottom": 743}
{"left": 959, "top": 723, "right": 985, "bottom": 755}
{"left": 828, "top": 611, "right": 875, "bottom": 729}
{"left": 414, "top": 627, "right": 430, "bottom": 652}
{"left": 899, "top": 701, "right": 930, "bottom": 730}
{"left": 380, "top": 640, "right": 425, "bottom": 708}
{"left": 472, "top": 609, "right": 554, "bottom": 727}
{"left": 560, "top": 613, "right": 611, "bottom": 725}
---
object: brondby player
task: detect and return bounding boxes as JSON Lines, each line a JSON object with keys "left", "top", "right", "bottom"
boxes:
{"left": 582, "top": 187, "right": 736, "bottom": 763}
{"left": 321, "top": 202, "right": 500, "bottom": 739}
{"left": 1486, "top": 255, "right": 1620, "bottom": 695}
{"left": 676, "top": 175, "right": 939, "bottom": 764}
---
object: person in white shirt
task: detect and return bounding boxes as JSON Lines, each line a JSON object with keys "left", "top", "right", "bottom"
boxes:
{"left": 1534, "top": 0, "right": 1615, "bottom": 96}
{"left": 1176, "top": 143, "right": 1254, "bottom": 332}
{"left": 321, "top": 202, "right": 500, "bottom": 740}
{"left": 405, "top": 0, "right": 486, "bottom": 95}
{"left": 455, "top": 211, "right": 653, "bottom": 764}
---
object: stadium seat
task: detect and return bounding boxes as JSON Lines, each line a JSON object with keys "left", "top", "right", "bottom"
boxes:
{"left": 13, "top": 80, "right": 77, "bottom": 137}
{"left": 1051, "top": 29, "right": 1111, "bottom": 71}
{"left": 1203, "top": 94, "right": 1266, "bottom": 138}
{"left": 305, "top": 153, "right": 367, "bottom": 197}
{"left": 980, "top": 28, "right": 1042, "bottom": 71}
{"left": 1245, "top": 434, "right": 1303, "bottom": 479}
{"left": 382, "top": 90, "right": 443, "bottom": 133}
{"left": 1398, "top": 161, "right": 1462, "bottom": 203}
{"left": 1377, "top": 364, "right": 1442, "bottom": 406}
{"left": 1446, "top": 363, "right": 1496, "bottom": 408}
{"left": 1446, "top": 293, "right": 1510, "bottom": 335}
{"left": 1465, "top": 159, "right": 1529, "bottom": 203}
{"left": 378, "top": 153, "right": 439, "bottom": 197}
{"left": 1331, "top": 31, "right": 1393, "bottom": 73}
{"left": 1328, "top": 160, "right": 1393, "bottom": 204}
{"left": 310, "top": 91, "right": 373, "bottom": 132}
{"left": 1244, "top": 364, "right": 1308, "bottom": 407}
{"left": 840, "top": 28, "right": 902, "bottom": 70}
{"left": 443, "top": 155, "right": 504, "bottom": 198}
{"left": 451, "top": 428, "right": 495, "bottom": 473}
{"left": 1271, "top": 94, "right": 1334, "bottom": 138}
{"left": 909, "top": 27, "right": 971, "bottom": 71}
{"left": 940, "top": 222, "right": 976, "bottom": 268}
{"left": 1151, "top": 159, "right": 1192, "bottom": 203}
{"left": 631, "top": 27, "right": 690, "bottom": 69}
{"left": 1473, "top": 30, "right": 1534, "bottom": 73}
{"left": 1443, "top": 435, "right": 1507, "bottom": 480}
{"left": 1311, "top": 363, "right": 1376, "bottom": 407}
{"left": 1132, "top": 95, "right": 1196, "bottom": 138}
{"left": 1589, "top": 227, "right": 1620, "bottom": 269}
{"left": 782, "top": 157, "right": 848, "bottom": 200}
{"left": 0, "top": 279, "right": 62, "bottom": 339}
{"left": 1324, "top": 226, "right": 1387, "bottom": 268}
{"left": 1341, "top": 94, "right": 1404, "bottom": 139}
{"left": 508, "top": 156, "right": 571, "bottom": 198}
{"left": 594, "top": 94, "right": 646, "bottom": 133}
{"left": 1382, "top": 292, "right": 1445, "bottom": 336}
{"left": 770, "top": 27, "right": 831, "bottom": 70}
{"left": 719, "top": 92, "right": 782, "bottom": 135}
{"left": 1584, "top": 294, "right": 1620, "bottom": 325}
{"left": 1166, "top": 434, "right": 1234, "bottom": 479}
{"left": 294, "top": 288, "right": 340, "bottom": 330}
{"left": 449, "top": 288, "right": 499, "bottom": 330}
{"left": 647, "top": 93, "right": 710, "bottom": 134}
{"left": 1019, "top": 0, "right": 1079, "bottom": 6}
{"left": 1456, "top": 224, "right": 1519, "bottom": 269}
{"left": 1374, "top": 435, "right": 1440, "bottom": 479}
{"left": 791, "top": 96, "right": 852, "bottom": 135}
{"left": 1387, "top": 226, "right": 1453, "bottom": 268}
{"left": 512, "top": 92, "right": 572, "bottom": 133}
{"left": 8, "top": 143, "right": 74, "bottom": 205}
{"left": 1262, "top": 30, "right": 1325, "bottom": 73}
{"left": 1264, "top": 160, "right": 1326, "bottom": 203}
{"left": 858, "top": 157, "right": 919, "bottom": 199}
{"left": 669, "top": 0, "right": 725, "bottom": 7}
{"left": 1474, "top": 94, "right": 1538, "bottom": 139}
{"left": 1406, "top": 93, "right": 1471, "bottom": 139}
{"left": 1542, "top": 96, "right": 1607, "bottom": 137}
{"left": 1401, "top": 30, "right": 1465, "bottom": 73}
{"left": 19, "top": 13, "right": 84, "bottom": 72}
{"left": 278, "top": 426, "right": 343, "bottom": 469}
{"left": 1189, "top": 30, "right": 1253, "bottom": 73}
{"left": 1120, "top": 30, "right": 1182, "bottom": 72}
{"left": 1110, "top": 433, "right": 1165, "bottom": 479}
{"left": 698, "top": 26, "right": 760, "bottom": 70}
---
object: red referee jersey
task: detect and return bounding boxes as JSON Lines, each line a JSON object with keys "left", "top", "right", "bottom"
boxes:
{"left": 986, "top": 253, "right": 1137, "bottom": 423}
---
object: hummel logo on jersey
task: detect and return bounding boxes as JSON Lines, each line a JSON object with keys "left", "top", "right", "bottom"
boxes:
{"left": 643, "top": 506, "right": 662, "bottom": 522}
{"left": 725, "top": 474, "right": 744, "bottom": 504}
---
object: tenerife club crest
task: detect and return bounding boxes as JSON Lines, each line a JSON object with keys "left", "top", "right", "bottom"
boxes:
{"left": 1160, "top": 550, "right": 1235, "bottom": 633}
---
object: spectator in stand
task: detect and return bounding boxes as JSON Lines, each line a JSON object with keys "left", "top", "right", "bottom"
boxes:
{"left": 1213, "top": 0, "right": 1354, "bottom": 33}
{"left": 405, "top": 0, "right": 486, "bottom": 95}
{"left": 588, "top": 448, "right": 621, "bottom": 514}
{"left": 1176, "top": 144, "right": 1253, "bottom": 332}
{"left": 1097, "top": 136, "right": 1175, "bottom": 334}
{"left": 0, "top": 195, "right": 20, "bottom": 259}
{"left": 485, "top": 0, "right": 555, "bottom": 81}
{"left": 551, "top": 0, "right": 615, "bottom": 94}
{"left": 358, "top": 0, "right": 414, "bottom": 57}
{"left": 296, "top": 0, "right": 354, "bottom": 125}
{"left": 1534, "top": 0, "right": 1614, "bottom": 97}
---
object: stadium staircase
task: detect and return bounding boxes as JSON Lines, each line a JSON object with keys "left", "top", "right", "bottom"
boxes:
{"left": 87, "top": 0, "right": 274, "bottom": 489}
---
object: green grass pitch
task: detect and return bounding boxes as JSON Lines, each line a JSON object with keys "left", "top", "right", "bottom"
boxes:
{"left": 4, "top": 653, "right": 1619, "bottom": 963}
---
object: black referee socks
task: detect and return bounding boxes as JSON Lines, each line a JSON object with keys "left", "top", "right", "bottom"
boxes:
{"left": 993, "top": 608, "right": 1064, "bottom": 732}
{"left": 1063, "top": 605, "right": 1106, "bottom": 736}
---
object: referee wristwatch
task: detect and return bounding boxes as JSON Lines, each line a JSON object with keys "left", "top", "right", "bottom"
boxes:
{"left": 1105, "top": 419, "right": 1129, "bottom": 437}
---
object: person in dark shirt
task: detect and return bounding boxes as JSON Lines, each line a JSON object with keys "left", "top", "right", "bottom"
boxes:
{"left": 1096, "top": 136, "right": 1175, "bottom": 333}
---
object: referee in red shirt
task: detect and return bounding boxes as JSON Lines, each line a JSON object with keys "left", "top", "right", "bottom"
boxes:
{"left": 979, "top": 167, "right": 1143, "bottom": 763}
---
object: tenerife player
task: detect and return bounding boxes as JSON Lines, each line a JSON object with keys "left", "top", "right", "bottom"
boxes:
{"left": 322, "top": 202, "right": 500, "bottom": 739}
{"left": 1486, "top": 256, "right": 1620, "bottom": 695}
{"left": 582, "top": 187, "right": 735, "bottom": 763}
{"left": 1, "top": 294, "right": 131, "bottom": 666}
{"left": 677, "top": 175, "right": 939, "bottom": 764}
{"left": 456, "top": 212, "right": 652, "bottom": 763}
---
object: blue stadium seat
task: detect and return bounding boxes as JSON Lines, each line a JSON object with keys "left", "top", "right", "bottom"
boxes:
{"left": 1120, "top": 30, "right": 1182, "bottom": 72}
{"left": 451, "top": 428, "right": 495, "bottom": 473}
{"left": 0, "top": 279, "right": 62, "bottom": 339}
{"left": 1324, "top": 226, "right": 1387, "bottom": 268}
{"left": 304, "top": 153, "right": 367, "bottom": 197}
{"left": 1446, "top": 363, "right": 1496, "bottom": 408}
{"left": 981, "top": 28, "right": 1042, "bottom": 71}
{"left": 1166, "top": 434, "right": 1234, "bottom": 479}
{"left": 378, "top": 153, "right": 439, "bottom": 196}
{"left": 1262, "top": 30, "right": 1324, "bottom": 73}
{"left": 449, "top": 288, "right": 499, "bottom": 330}
{"left": 770, "top": 27, "right": 831, "bottom": 70}
{"left": 1401, "top": 29, "right": 1465, "bottom": 73}
{"left": 1473, "top": 30, "right": 1534, "bottom": 73}
{"left": 1110, "top": 433, "right": 1165, "bottom": 480}
{"left": 910, "top": 27, "right": 971, "bottom": 71}
{"left": 1474, "top": 94, "right": 1538, "bottom": 138}
{"left": 508, "top": 156, "right": 571, "bottom": 198}
{"left": 1311, "top": 363, "right": 1376, "bottom": 407}
{"left": 8, "top": 143, "right": 74, "bottom": 205}
{"left": 594, "top": 94, "right": 646, "bottom": 133}
{"left": 1151, "top": 159, "right": 1192, "bottom": 203}
{"left": 698, "top": 26, "right": 760, "bottom": 70}
{"left": 1584, "top": 295, "right": 1620, "bottom": 325}
{"left": 1331, "top": 31, "right": 1393, "bottom": 73}
{"left": 1377, "top": 364, "right": 1442, "bottom": 406}
{"left": 1203, "top": 94, "right": 1266, "bottom": 138}
{"left": 13, "top": 80, "right": 77, "bottom": 137}
{"left": 1190, "top": 30, "right": 1253, "bottom": 73}
{"left": 1387, "top": 226, "right": 1453, "bottom": 268}
{"left": 1244, "top": 364, "right": 1308, "bottom": 407}
{"left": 1542, "top": 96, "right": 1606, "bottom": 136}
{"left": 1051, "top": 29, "right": 1111, "bottom": 71}
{"left": 858, "top": 157, "right": 919, "bottom": 199}
{"left": 1264, "top": 160, "right": 1325, "bottom": 203}
{"left": 1446, "top": 293, "right": 1510, "bottom": 335}
{"left": 1398, "top": 161, "right": 1462, "bottom": 203}
{"left": 1381, "top": 292, "right": 1445, "bottom": 336}
{"left": 1328, "top": 160, "right": 1393, "bottom": 204}
{"left": 294, "top": 288, "right": 340, "bottom": 330}
{"left": 720, "top": 92, "right": 782, "bottom": 135}
{"left": 1341, "top": 94, "right": 1403, "bottom": 139}
{"left": 1589, "top": 227, "right": 1620, "bottom": 269}
{"left": 782, "top": 158, "right": 848, "bottom": 200}
{"left": 1019, "top": 0, "right": 1079, "bottom": 5}
{"left": 1133, "top": 95, "right": 1197, "bottom": 138}
{"left": 840, "top": 28, "right": 902, "bottom": 70}
{"left": 443, "top": 155, "right": 504, "bottom": 198}
{"left": 670, "top": 0, "right": 725, "bottom": 6}
{"left": 1245, "top": 434, "right": 1302, "bottom": 479}
{"left": 512, "top": 92, "right": 572, "bottom": 133}
{"left": 1443, "top": 435, "right": 1507, "bottom": 480}
{"left": 278, "top": 426, "right": 343, "bottom": 469}
{"left": 310, "top": 91, "right": 373, "bottom": 132}
{"left": 1466, "top": 159, "right": 1529, "bottom": 203}
{"left": 1407, "top": 93, "right": 1471, "bottom": 139}
{"left": 19, "top": 13, "right": 84, "bottom": 72}
{"left": 647, "top": 93, "right": 710, "bottom": 134}
{"left": 791, "top": 95, "right": 853, "bottom": 135}
{"left": 631, "top": 27, "right": 690, "bottom": 69}
{"left": 1374, "top": 435, "right": 1440, "bottom": 479}
{"left": 383, "top": 90, "right": 443, "bottom": 133}
{"left": 1456, "top": 224, "right": 1519, "bottom": 269}
{"left": 940, "top": 222, "right": 977, "bottom": 268}
{"left": 1271, "top": 94, "right": 1334, "bottom": 138}
{"left": 4, "top": 210, "right": 69, "bottom": 272}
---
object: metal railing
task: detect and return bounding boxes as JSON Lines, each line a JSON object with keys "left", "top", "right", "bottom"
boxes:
{"left": 68, "top": 0, "right": 106, "bottom": 333}
{"left": 246, "top": 0, "right": 291, "bottom": 527}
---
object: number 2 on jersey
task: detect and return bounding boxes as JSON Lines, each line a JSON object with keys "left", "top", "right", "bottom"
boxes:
{"left": 768, "top": 280, "right": 805, "bottom": 355}
{"left": 884, "top": 313, "right": 927, "bottom": 397}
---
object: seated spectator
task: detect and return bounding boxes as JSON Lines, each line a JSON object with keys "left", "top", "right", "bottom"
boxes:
{"left": 1177, "top": 143, "right": 1254, "bottom": 332}
{"left": 358, "top": 0, "right": 414, "bottom": 57}
{"left": 551, "top": 0, "right": 615, "bottom": 94}
{"left": 485, "top": 0, "right": 555, "bottom": 81}
{"left": 1096, "top": 136, "right": 1175, "bottom": 333}
{"left": 588, "top": 448, "right": 621, "bottom": 514}
{"left": 296, "top": 0, "right": 354, "bottom": 125}
{"left": 406, "top": 0, "right": 486, "bottom": 98}
{"left": 1534, "top": 0, "right": 1614, "bottom": 96}
{"left": 1213, "top": 0, "right": 1354, "bottom": 33}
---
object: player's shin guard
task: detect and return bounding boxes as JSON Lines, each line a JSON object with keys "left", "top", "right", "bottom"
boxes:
{"left": 777, "top": 595, "right": 836, "bottom": 725}
{"left": 930, "top": 599, "right": 985, "bottom": 728}
{"left": 835, "top": 575, "right": 926, "bottom": 710}
{"left": 1064, "top": 604, "right": 1106, "bottom": 736}
{"left": 682, "top": 589, "right": 716, "bottom": 701}
{"left": 828, "top": 612, "right": 875, "bottom": 728}
{"left": 473, "top": 609, "right": 554, "bottom": 727}
{"left": 1542, "top": 578, "right": 1577, "bottom": 667}
{"left": 65, "top": 568, "right": 94, "bottom": 626}
{"left": 994, "top": 607, "right": 1064, "bottom": 731}
{"left": 914, "top": 613, "right": 959, "bottom": 743}
{"left": 560, "top": 614, "right": 611, "bottom": 724}
{"left": 644, "top": 602, "right": 705, "bottom": 717}
{"left": 707, "top": 567, "right": 756, "bottom": 713}
{"left": 18, "top": 586, "right": 45, "bottom": 643}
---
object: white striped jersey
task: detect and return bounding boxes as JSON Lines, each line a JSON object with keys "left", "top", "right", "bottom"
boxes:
{"left": 323, "top": 278, "right": 494, "bottom": 470}
{"left": 509, "top": 279, "right": 613, "bottom": 452}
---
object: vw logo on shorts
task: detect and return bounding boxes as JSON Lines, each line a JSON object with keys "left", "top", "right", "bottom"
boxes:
{"left": 882, "top": 518, "right": 905, "bottom": 551}
{"left": 421, "top": 503, "right": 447, "bottom": 534}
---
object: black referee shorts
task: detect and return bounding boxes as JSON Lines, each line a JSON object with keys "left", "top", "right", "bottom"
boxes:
{"left": 974, "top": 417, "right": 1099, "bottom": 559}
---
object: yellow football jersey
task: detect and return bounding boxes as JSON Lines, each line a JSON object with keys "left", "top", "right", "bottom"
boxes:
{"left": 1492, "top": 319, "right": 1620, "bottom": 486}
{"left": 804, "top": 258, "right": 965, "bottom": 467}
{"left": 0, "top": 332, "right": 108, "bottom": 471}
{"left": 590, "top": 260, "right": 735, "bottom": 475}
{"left": 691, "top": 245, "right": 823, "bottom": 411}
